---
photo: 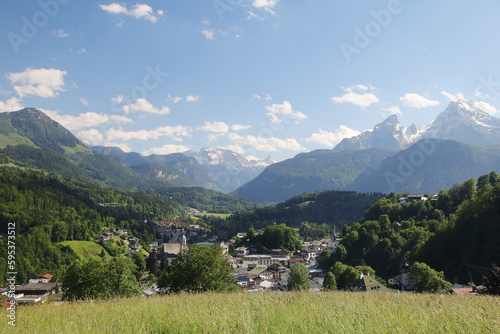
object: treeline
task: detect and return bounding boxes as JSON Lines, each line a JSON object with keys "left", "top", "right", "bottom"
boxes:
{"left": 145, "top": 187, "right": 257, "bottom": 214}
{"left": 325, "top": 171, "right": 500, "bottom": 284}
{"left": 203, "top": 191, "right": 385, "bottom": 241}
{"left": 0, "top": 168, "right": 182, "bottom": 284}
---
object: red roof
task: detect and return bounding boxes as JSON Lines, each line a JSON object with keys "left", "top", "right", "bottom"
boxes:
{"left": 2, "top": 301, "right": 10, "bottom": 308}
{"left": 38, "top": 274, "right": 53, "bottom": 279}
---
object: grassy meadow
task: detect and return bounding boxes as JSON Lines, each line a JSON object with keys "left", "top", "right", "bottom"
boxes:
{"left": 58, "top": 241, "right": 110, "bottom": 259}
{"left": 3, "top": 291, "right": 499, "bottom": 333}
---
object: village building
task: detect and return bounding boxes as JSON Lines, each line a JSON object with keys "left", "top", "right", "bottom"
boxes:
{"left": 347, "top": 273, "right": 391, "bottom": 292}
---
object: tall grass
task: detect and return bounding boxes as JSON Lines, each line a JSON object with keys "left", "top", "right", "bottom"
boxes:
{"left": 3, "top": 291, "right": 499, "bottom": 333}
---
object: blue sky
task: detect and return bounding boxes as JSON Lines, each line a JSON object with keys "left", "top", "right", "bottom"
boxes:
{"left": 1, "top": 0, "right": 500, "bottom": 161}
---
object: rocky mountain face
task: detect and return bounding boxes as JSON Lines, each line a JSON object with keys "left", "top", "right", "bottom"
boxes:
{"left": 334, "top": 101, "right": 500, "bottom": 152}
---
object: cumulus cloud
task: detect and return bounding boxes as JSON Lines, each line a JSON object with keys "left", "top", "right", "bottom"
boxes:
{"left": 306, "top": 126, "right": 361, "bottom": 147}
{"left": 197, "top": 121, "right": 230, "bottom": 133}
{"left": 186, "top": 95, "right": 199, "bottom": 102}
{"left": 228, "top": 133, "right": 305, "bottom": 152}
{"left": 382, "top": 106, "right": 402, "bottom": 116}
{"left": 266, "top": 101, "right": 307, "bottom": 125}
{"left": 223, "top": 144, "right": 245, "bottom": 154}
{"left": 111, "top": 95, "right": 124, "bottom": 104}
{"left": 0, "top": 97, "right": 23, "bottom": 112}
{"left": 142, "top": 144, "right": 191, "bottom": 156}
{"left": 8, "top": 68, "right": 67, "bottom": 98}
{"left": 105, "top": 125, "right": 190, "bottom": 141}
{"left": 231, "top": 124, "right": 251, "bottom": 131}
{"left": 76, "top": 128, "right": 104, "bottom": 145}
{"left": 331, "top": 85, "right": 379, "bottom": 109}
{"left": 441, "top": 91, "right": 466, "bottom": 102}
{"left": 99, "top": 3, "right": 163, "bottom": 23}
{"left": 123, "top": 98, "right": 170, "bottom": 114}
{"left": 253, "top": 0, "right": 279, "bottom": 14}
{"left": 474, "top": 101, "right": 499, "bottom": 115}
{"left": 167, "top": 94, "right": 183, "bottom": 103}
{"left": 201, "top": 29, "right": 215, "bottom": 40}
{"left": 400, "top": 93, "right": 440, "bottom": 108}
{"left": 41, "top": 109, "right": 133, "bottom": 131}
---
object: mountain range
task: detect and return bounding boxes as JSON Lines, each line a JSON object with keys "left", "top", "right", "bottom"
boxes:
{"left": 235, "top": 101, "right": 500, "bottom": 202}
{"left": 0, "top": 108, "right": 272, "bottom": 193}
{"left": 1, "top": 100, "right": 500, "bottom": 204}
{"left": 334, "top": 100, "right": 500, "bottom": 151}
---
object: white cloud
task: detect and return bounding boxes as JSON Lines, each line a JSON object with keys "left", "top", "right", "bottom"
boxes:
{"left": 167, "top": 94, "right": 183, "bottom": 103}
{"left": 265, "top": 101, "right": 307, "bottom": 125}
{"left": 306, "top": 126, "right": 361, "bottom": 147}
{"left": 80, "top": 97, "right": 89, "bottom": 106}
{"left": 228, "top": 133, "right": 305, "bottom": 152}
{"left": 382, "top": 106, "right": 402, "bottom": 116}
{"left": 400, "top": 93, "right": 440, "bottom": 108}
{"left": 331, "top": 85, "right": 379, "bottom": 109}
{"left": 253, "top": 0, "right": 279, "bottom": 14}
{"left": 474, "top": 101, "right": 498, "bottom": 115}
{"left": 76, "top": 128, "right": 104, "bottom": 145}
{"left": 99, "top": 3, "right": 163, "bottom": 23}
{"left": 142, "top": 144, "right": 191, "bottom": 156}
{"left": 197, "top": 121, "right": 230, "bottom": 133}
{"left": 42, "top": 109, "right": 133, "bottom": 131}
{"left": 53, "top": 29, "right": 69, "bottom": 38}
{"left": 0, "top": 97, "right": 23, "bottom": 112}
{"left": 111, "top": 95, "right": 124, "bottom": 104}
{"left": 441, "top": 91, "right": 466, "bottom": 102}
{"left": 202, "top": 29, "right": 215, "bottom": 40}
{"left": 223, "top": 144, "right": 245, "bottom": 154}
{"left": 186, "top": 95, "right": 199, "bottom": 102}
{"left": 231, "top": 124, "right": 251, "bottom": 131}
{"left": 8, "top": 68, "right": 67, "bottom": 98}
{"left": 123, "top": 98, "right": 170, "bottom": 114}
{"left": 106, "top": 125, "right": 190, "bottom": 141}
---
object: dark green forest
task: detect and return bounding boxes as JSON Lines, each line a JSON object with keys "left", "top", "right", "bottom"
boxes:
{"left": 0, "top": 167, "right": 181, "bottom": 284}
{"left": 203, "top": 191, "right": 385, "bottom": 241}
{"left": 320, "top": 171, "right": 500, "bottom": 284}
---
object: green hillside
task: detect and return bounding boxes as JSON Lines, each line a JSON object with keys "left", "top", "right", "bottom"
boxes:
{"left": 58, "top": 241, "right": 110, "bottom": 259}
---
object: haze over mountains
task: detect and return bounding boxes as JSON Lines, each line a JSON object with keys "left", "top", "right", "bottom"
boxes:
{"left": 1, "top": 100, "right": 500, "bottom": 204}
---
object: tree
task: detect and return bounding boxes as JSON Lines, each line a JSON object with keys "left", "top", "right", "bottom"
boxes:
{"left": 62, "top": 257, "right": 140, "bottom": 301}
{"left": 483, "top": 264, "right": 500, "bottom": 295}
{"left": 132, "top": 252, "right": 146, "bottom": 272}
{"left": 146, "top": 252, "right": 159, "bottom": 276}
{"left": 287, "top": 263, "right": 310, "bottom": 291}
{"left": 159, "top": 244, "right": 236, "bottom": 293}
{"left": 323, "top": 271, "right": 337, "bottom": 291}
{"left": 408, "top": 262, "right": 451, "bottom": 293}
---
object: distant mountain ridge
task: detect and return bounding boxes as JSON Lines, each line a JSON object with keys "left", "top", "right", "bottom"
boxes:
{"left": 233, "top": 148, "right": 393, "bottom": 204}
{"left": 334, "top": 101, "right": 500, "bottom": 151}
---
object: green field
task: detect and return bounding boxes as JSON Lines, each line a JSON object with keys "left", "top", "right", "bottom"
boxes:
{"left": 58, "top": 241, "right": 110, "bottom": 259}
{"left": 194, "top": 212, "right": 231, "bottom": 219}
{"left": 4, "top": 291, "right": 499, "bottom": 333}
